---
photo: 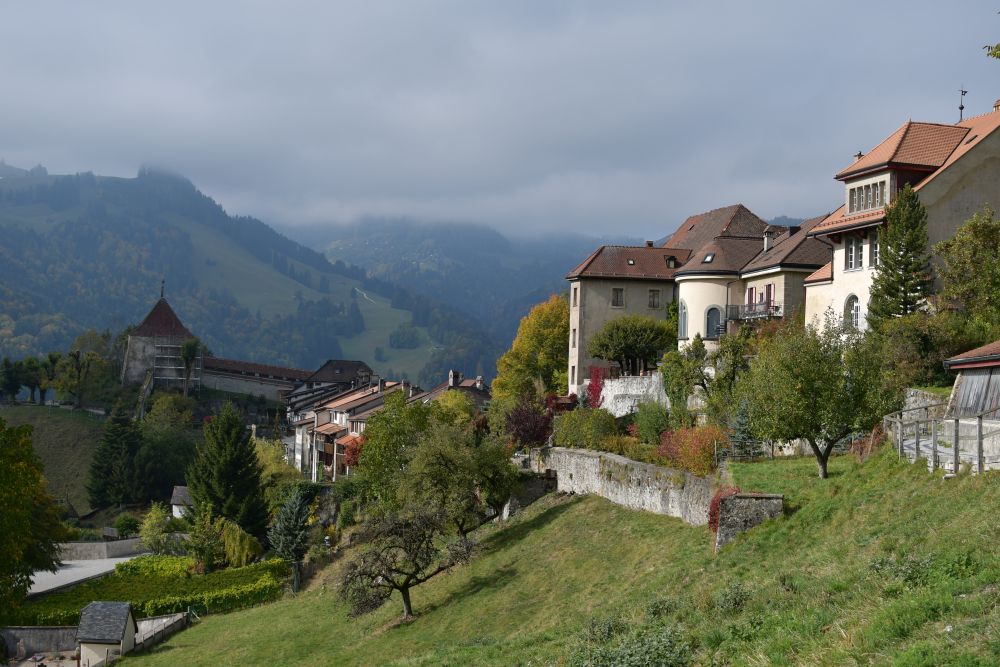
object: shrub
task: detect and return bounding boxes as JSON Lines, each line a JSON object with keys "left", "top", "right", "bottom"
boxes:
{"left": 598, "top": 435, "right": 662, "bottom": 465}
{"left": 553, "top": 408, "right": 617, "bottom": 450}
{"left": 507, "top": 397, "right": 553, "bottom": 447}
{"left": 337, "top": 500, "right": 356, "bottom": 529}
{"left": 634, "top": 401, "right": 670, "bottom": 445}
{"left": 708, "top": 486, "right": 740, "bottom": 533}
{"left": 714, "top": 580, "right": 751, "bottom": 613}
{"left": 582, "top": 616, "right": 629, "bottom": 644}
{"left": 570, "top": 626, "right": 693, "bottom": 667}
{"left": 645, "top": 596, "right": 678, "bottom": 620}
{"left": 114, "top": 513, "right": 141, "bottom": 538}
{"left": 658, "top": 425, "right": 729, "bottom": 476}
{"left": 140, "top": 502, "right": 178, "bottom": 555}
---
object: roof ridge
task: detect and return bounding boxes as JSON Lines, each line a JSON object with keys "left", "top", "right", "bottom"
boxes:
{"left": 889, "top": 120, "right": 914, "bottom": 162}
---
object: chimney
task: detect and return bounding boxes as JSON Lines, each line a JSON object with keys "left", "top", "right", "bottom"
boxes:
{"left": 994, "top": 98, "right": 1000, "bottom": 112}
{"left": 645, "top": 240, "right": 654, "bottom": 248}
{"left": 763, "top": 229, "right": 775, "bottom": 252}
{"left": 401, "top": 379, "right": 409, "bottom": 396}
{"left": 475, "top": 375, "right": 484, "bottom": 391}
{"left": 378, "top": 378, "right": 385, "bottom": 392}
{"left": 448, "top": 369, "right": 457, "bottom": 387}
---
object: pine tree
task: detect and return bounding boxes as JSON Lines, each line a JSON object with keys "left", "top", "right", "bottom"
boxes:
{"left": 87, "top": 404, "right": 141, "bottom": 508}
{"left": 267, "top": 485, "right": 312, "bottom": 563}
{"left": 187, "top": 403, "right": 269, "bottom": 539}
{"left": 867, "top": 184, "right": 932, "bottom": 329}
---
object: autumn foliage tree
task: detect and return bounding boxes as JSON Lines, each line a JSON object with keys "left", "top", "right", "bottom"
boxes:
{"left": 492, "top": 294, "right": 569, "bottom": 403}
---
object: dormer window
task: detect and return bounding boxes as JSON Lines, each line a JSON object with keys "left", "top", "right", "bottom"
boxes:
{"left": 702, "top": 253, "right": 715, "bottom": 263}
{"left": 627, "top": 259, "right": 635, "bottom": 265}
{"left": 848, "top": 180, "right": 887, "bottom": 214}
{"left": 665, "top": 255, "right": 676, "bottom": 269}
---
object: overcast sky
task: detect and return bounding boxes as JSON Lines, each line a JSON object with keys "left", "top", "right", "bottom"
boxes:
{"left": 2, "top": 2, "right": 998, "bottom": 238}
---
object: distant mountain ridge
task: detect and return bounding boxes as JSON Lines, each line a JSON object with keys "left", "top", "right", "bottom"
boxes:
{"left": 0, "top": 166, "right": 499, "bottom": 385}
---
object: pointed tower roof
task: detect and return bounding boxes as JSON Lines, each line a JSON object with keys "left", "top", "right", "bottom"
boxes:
{"left": 133, "top": 298, "right": 194, "bottom": 338}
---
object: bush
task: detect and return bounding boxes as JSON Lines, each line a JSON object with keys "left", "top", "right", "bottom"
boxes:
{"left": 598, "top": 435, "right": 662, "bottom": 465}
{"left": 658, "top": 425, "right": 729, "bottom": 476}
{"left": 708, "top": 486, "right": 740, "bottom": 533}
{"left": 714, "top": 580, "right": 751, "bottom": 613}
{"left": 553, "top": 408, "right": 617, "bottom": 450}
{"left": 645, "top": 597, "right": 678, "bottom": 620}
{"left": 114, "top": 513, "right": 141, "bottom": 538}
{"left": 582, "top": 616, "right": 629, "bottom": 644}
{"left": 634, "top": 401, "right": 670, "bottom": 445}
{"left": 337, "top": 500, "right": 356, "bottom": 529}
{"left": 569, "top": 626, "right": 693, "bottom": 667}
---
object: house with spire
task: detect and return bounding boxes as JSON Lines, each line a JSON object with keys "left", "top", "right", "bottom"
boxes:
{"left": 120, "top": 295, "right": 201, "bottom": 390}
{"left": 805, "top": 101, "right": 1000, "bottom": 329}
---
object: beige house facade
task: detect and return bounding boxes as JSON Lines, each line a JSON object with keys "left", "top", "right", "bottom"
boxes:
{"left": 806, "top": 105, "right": 1000, "bottom": 329}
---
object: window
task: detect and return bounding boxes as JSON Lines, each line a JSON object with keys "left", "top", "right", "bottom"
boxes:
{"left": 706, "top": 307, "right": 722, "bottom": 339}
{"left": 848, "top": 180, "right": 888, "bottom": 214}
{"left": 678, "top": 300, "right": 688, "bottom": 339}
{"left": 571, "top": 365, "right": 576, "bottom": 385}
{"left": 611, "top": 288, "right": 625, "bottom": 307}
{"left": 763, "top": 283, "right": 774, "bottom": 305}
{"left": 572, "top": 285, "right": 578, "bottom": 307}
{"left": 648, "top": 289, "right": 661, "bottom": 309}
{"left": 844, "top": 235, "right": 863, "bottom": 270}
{"left": 746, "top": 286, "right": 756, "bottom": 305}
{"left": 844, "top": 295, "right": 860, "bottom": 329}
{"left": 571, "top": 328, "right": 577, "bottom": 348}
{"left": 702, "top": 252, "right": 715, "bottom": 263}
{"left": 869, "top": 229, "right": 880, "bottom": 267}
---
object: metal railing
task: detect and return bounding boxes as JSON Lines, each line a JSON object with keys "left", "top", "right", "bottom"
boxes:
{"left": 883, "top": 401, "right": 1000, "bottom": 474}
{"left": 726, "top": 302, "right": 784, "bottom": 321}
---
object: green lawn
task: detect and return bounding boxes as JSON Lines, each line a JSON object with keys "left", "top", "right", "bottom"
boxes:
{"left": 127, "top": 448, "right": 1000, "bottom": 666}
{"left": 0, "top": 405, "right": 103, "bottom": 514}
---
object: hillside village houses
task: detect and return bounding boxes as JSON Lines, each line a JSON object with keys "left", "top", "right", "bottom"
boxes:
{"left": 567, "top": 99, "right": 1000, "bottom": 397}
{"left": 804, "top": 102, "right": 1000, "bottom": 328}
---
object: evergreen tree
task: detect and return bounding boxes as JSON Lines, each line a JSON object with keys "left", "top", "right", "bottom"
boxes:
{"left": 187, "top": 403, "right": 268, "bottom": 538}
{"left": 268, "top": 484, "right": 313, "bottom": 563}
{"left": 867, "top": 185, "right": 932, "bottom": 329}
{"left": 87, "top": 404, "right": 141, "bottom": 508}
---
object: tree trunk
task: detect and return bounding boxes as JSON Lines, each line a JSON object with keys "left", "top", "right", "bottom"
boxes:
{"left": 39, "top": 387, "right": 47, "bottom": 405}
{"left": 400, "top": 586, "right": 413, "bottom": 619}
{"left": 816, "top": 455, "right": 828, "bottom": 479}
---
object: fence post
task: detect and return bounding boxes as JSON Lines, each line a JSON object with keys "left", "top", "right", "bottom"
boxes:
{"left": 914, "top": 420, "right": 921, "bottom": 460}
{"left": 953, "top": 418, "right": 960, "bottom": 474}
{"left": 931, "top": 420, "right": 938, "bottom": 470}
{"left": 897, "top": 419, "right": 903, "bottom": 457}
{"left": 977, "top": 415, "right": 985, "bottom": 474}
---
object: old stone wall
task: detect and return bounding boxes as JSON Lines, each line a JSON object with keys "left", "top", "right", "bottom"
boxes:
{"left": 905, "top": 388, "right": 950, "bottom": 418}
{"left": 1, "top": 626, "right": 77, "bottom": 656}
{"left": 201, "top": 371, "right": 292, "bottom": 402}
{"left": 529, "top": 447, "right": 713, "bottom": 525}
{"left": 714, "top": 494, "right": 784, "bottom": 551}
{"left": 600, "top": 373, "right": 668, "bottom": 418}
{"left": 58, "top": 538, "right": 145, "bottom": 560}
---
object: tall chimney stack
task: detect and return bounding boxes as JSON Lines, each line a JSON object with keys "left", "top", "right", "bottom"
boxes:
{"left": 763, "top": 229, "right": 775, "bottom": 252}
{"left": 645, "top": 240, "right": 654, "bottom": 247}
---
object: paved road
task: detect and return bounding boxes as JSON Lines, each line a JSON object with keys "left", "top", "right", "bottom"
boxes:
{"left": 29, "top": 556, "right": 139, "bottom": 596}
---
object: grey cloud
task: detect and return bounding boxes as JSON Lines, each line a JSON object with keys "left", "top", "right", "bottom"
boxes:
{"left": 2, "top": 1, "right": 999, "bottom": 239}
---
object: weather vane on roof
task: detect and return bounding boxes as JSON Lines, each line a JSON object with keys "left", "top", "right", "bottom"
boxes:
{"left": 959, "top": 86, "right": 968, "bottom": 122}
{"left": 160, "top": 279, "right": 165, "bottom": 299}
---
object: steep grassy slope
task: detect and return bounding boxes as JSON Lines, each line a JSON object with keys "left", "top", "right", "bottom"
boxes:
{"left": 0, "top": 405, "right": 103, "bottom": 514}
{"left": 127, "top": 449, "right": 1000, "bottom": 666}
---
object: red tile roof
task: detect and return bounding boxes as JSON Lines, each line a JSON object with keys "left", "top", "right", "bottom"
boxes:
{"left": 565, "top": 245, "right": 692, "bottom": 280}
{"left": 203, "top": 356, "right": 312, "bottom": 381}
{"left": 836, "top": 121, "right": 969, "bottom": 179}
{"left": 815, "top": 110, "right": 1000, "bottom": 236}
{"left": 803, "top": 262, "right": 833, "bottom": 284}
{"left": 133, "top": 298, "right": 193, "bottom": 338}
{"left": 945, "top": 339, "right": 1000, "bottom": 369}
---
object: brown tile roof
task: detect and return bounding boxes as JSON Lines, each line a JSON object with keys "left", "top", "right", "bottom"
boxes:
{"left": 203, "top": 356, "right": 312, "bottom": 381}
{"left": 804, "top": 261, "right": 833, "bottom": 284}
{"left": 945, "top": 338, "right": 1000, "bottom": 369}
{"left": 816, "top": 110, "right": 1000, "bottom": 236}
{"left": 740, "top": 215, "right": 832, "bottom": 275}
{"left": 315, "top": 422, "right": 346, "bottom": 436}
{"left": 662, "top": 204, "right": 770, "bottom": 251}
{"left": 674, "top": 236, "right": 770, "bottom": 276}
{"left": 319, "top": 383, "right": 396, "bottom": 411}
{"left": 133, "top": 298, "right": 193, "bottom": 338}
{"left": 565, "top": 245, "right": 692, "bottom": 280}
{"left": 835, "top": 121, "right": 968, "bottom": 179}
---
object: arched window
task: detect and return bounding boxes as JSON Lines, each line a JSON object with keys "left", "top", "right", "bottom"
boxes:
{"left": 678, "top": 300, "right": 688, "bottom": 339}
{"left": 844, "top": 295, "right": 860, "bottom": 329}
{"left": 706, "top": 307, "right": 722, "bottom": 339}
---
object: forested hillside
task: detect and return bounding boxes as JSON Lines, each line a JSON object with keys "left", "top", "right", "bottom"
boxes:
{"left": 0, "top": 168, "right": 500, "bottom": 385}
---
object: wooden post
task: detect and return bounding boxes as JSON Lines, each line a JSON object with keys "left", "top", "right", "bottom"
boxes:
{"left": 914, "top": 420, "right": 921, "bottom": 460}
{"left": 977, "top": 415, "right": 985, "bottom": 474}
{"left": 953, "top": 418, "right": 960, "bottom": 474}
{"left": 931, "top": 420, "right": 938, "bottom": 470}
{"left": 897, "top": 419, "right": 904, "bottom": 457}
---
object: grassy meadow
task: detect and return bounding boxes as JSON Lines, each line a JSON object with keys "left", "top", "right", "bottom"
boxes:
{"left": 125, "top": 448, "right": 1000, "bottom": 666}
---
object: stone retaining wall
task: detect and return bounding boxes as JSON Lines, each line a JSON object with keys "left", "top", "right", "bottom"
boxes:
{"left": 1, "top": 626, "right": 77, "bottom": 657}
{"left": 58, "top": 537, "right": 145, "bottom": 560}
{"left": 529, "top": 447, "right": 714, "bottom": 525}
{"left": 714, "top": 494, "right": 784, "bottom": 551}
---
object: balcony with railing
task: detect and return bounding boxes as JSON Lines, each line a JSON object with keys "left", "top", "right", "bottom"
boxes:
{"left": 727, "top": 302, "right": 784, "bottom": 321}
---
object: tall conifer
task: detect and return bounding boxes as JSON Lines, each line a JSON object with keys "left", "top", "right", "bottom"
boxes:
{"left": 867, "top": 184, "right": 932, "bottom": 329}
{"left": 187, "top": 403, "right": 268, "bottom": 538}
{"left": 87, "top": 404, "right": 141, "bottom": 508}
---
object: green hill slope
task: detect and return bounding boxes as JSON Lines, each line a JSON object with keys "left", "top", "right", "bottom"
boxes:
{"left": 0, "top": 169, "right": 501, "bottom": 383}
{"left": 0, "top": 405, "right": 103, "bottom": 515}
{"left": 127, "top": 450, "right": 1000, "bottom": 666}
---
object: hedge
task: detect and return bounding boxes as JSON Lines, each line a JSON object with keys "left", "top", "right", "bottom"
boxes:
{"left": 553, "top": 408, "right": 618, "bottom": 449}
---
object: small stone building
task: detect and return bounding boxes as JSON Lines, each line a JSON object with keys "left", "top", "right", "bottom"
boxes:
{"left": 77, "top": 601, "right": 137, "bottom": 666}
